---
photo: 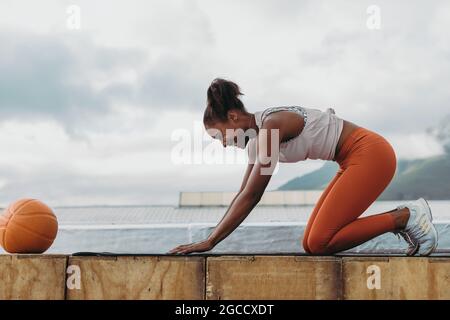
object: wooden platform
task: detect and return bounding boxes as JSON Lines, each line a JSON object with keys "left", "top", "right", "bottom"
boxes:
{"left": 1, "top": 254, "right": 449, "bottom": 300}
{"left": 0, "top": 255, "right": 67, "bottom": 300}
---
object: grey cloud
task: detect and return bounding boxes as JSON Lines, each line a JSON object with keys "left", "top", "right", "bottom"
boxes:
{"left": 96, "top": 54, "right": 213, "bottom": 111}
{"left": 0, "top": 32, "right": 110, "bottom": 127}
{"left": 0, "top": 31, "right": 212, "bottom": 135}
{"left": 288, "top": 1, "right": 450, "bottom": 135}
{"left": 0, "top": 163, "right": 173, "bottom": 206}
{"left": 427, "top": 114, "right": 450, "bottom": 153}
{"left": 0, "top": 164, "right": 243, "bottom": 207}
{"left": 137, "top": 55, "right": 211, "bottom": 109}
{"left": 0, "top": 157, "right": 325, "bottom": 207}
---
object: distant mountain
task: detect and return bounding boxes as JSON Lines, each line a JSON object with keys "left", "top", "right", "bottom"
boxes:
{"left": 279, "top": 155, "right": 450, "bottom": 200}
{"left": 278, "top": 161, "right": 339, "bottom": 191}
{"left": 278, "top": 115, "right": 450, "bottom": 200}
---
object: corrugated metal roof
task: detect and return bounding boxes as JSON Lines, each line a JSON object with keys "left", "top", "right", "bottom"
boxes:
{"left": 52, "top": 205, "right": 313, "bottom": 225}
{"left": 50, "top": 200, "right": 450, "bottom": 226}
{"left": 179, "top": 191, "right": 322, "bottom": 206}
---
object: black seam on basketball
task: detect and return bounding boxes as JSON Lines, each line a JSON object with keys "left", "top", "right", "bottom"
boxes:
{"left": 14, "top": 212, "right": 58, "bottom": 222}
{"left": 9, "top": 218, "right": 56, "bottom": 242}
{"left": 12, "top": 199, "right": 37, "bottom": 215}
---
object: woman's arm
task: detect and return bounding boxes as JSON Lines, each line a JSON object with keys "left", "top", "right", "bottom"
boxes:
{"left": 229, "top": 161, "right": 254, "bottom": 212}
{"left": 168, "top": 112, "right": 298, "bottom": 254}
{"left": 206, "top": 119, "right": 281, "bottom": 247}
{"left": 206, "top": 172, "right": 270, "bottom": 247}
{"left": 213, "top": 162, "right": 254, "bottom": 228}
{"left": 239, "top": 162, "right": 255, "bottom": 193}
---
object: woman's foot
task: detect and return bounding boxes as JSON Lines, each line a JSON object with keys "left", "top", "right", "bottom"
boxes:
{"left": 391, "top": 207, "right": 419, "bottom": 256}
{"left": 395, "top": 198, "right": 438, "bottom": 256}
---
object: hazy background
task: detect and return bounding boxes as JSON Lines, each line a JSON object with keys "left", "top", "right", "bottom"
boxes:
{"left": 0, "top": 0, "right": 449, "bottom": 206}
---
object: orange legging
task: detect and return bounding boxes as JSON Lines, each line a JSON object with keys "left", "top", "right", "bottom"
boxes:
{"left": 302, "top": 127, "right": 397, "bottom": 255}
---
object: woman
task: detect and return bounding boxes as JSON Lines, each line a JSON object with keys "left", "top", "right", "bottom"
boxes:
{"left": 169, "top": 78, "right": 438, "bottom": 256}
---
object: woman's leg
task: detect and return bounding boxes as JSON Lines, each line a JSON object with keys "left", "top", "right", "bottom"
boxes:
{"left": 302, "top": 170, "right": 342, "bottom": 253}
{"left": 306, "top": 141, "right": 397, "bottom": 255}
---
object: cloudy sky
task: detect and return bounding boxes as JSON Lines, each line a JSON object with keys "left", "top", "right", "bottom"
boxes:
{"left": 0, "top": 0, "right": 449, "bottom": 207}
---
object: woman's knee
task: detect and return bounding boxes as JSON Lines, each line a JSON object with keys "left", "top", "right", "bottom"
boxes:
{"left": 302, "top": 235, "right": 311, "bottom": 254}
{"left": 306, "top": 234, "right": 332, "bottom": 255}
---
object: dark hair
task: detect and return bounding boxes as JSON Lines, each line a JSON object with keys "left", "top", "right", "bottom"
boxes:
{"left": 203, "top": 78, "right": 246, "bottom": 125}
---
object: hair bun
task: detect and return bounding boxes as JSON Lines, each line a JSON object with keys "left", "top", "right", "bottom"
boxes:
{"left": 203, "top": 78, "right": 246, "bottom": 124}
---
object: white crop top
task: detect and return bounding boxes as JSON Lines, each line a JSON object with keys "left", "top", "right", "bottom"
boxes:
{"left": 248, "top": 106, "right": 344, "bottom": 162}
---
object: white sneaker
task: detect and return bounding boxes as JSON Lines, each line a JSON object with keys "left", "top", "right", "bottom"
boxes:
{"left": 393, "top": 230, "right": 419, "bottom": 256}
{"left": 397, "top": 198, "right": 438, "bottom": 256}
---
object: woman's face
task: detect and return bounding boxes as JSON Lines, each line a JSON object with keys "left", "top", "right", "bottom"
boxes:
{"left": 205, "top": 120, "right": 251, "bottom": 149}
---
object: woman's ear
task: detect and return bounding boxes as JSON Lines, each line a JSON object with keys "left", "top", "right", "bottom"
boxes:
{"left": 228, "top": 110, "right": 238, "bottom": 122}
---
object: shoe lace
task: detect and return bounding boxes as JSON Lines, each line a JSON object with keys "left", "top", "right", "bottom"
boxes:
{"left": 394, "top": 230, "right": 417, "bottom": 247}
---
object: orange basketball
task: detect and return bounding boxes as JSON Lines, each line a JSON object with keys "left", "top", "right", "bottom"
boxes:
{"left": 0, "top": 198, "right": 58, "bottom": 253}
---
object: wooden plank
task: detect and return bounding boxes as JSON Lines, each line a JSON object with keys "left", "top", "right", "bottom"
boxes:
{"left": 342, "top": 257, "right": 391, "bottom": 300}
{"left": 206, "top": 256, "right": 342, "bottom": 300}
{"left": 66, "top": 256, "right": 205, "bottom": 300}
{"left": 0, "top": 254, "right": 67, "bottom": 300}
{"left": 343, "top": 257, "right": 450, "bottom": 299}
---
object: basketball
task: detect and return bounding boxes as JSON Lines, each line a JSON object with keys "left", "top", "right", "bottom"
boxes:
{"left": 0, "top": 199, "right": 58, "bottom": 253}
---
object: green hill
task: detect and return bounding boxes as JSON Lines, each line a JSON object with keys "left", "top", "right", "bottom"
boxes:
{"left": 278, "top": 154, "right": 450, "bottom": 200}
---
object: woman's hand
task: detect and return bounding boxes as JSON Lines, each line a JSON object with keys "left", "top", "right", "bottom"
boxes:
{"left": 167, "top": 239, "right": 214, "bottom": 255}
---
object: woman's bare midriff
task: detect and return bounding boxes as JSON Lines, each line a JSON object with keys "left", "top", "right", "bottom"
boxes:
{"left": 333, "top": 120, "right": 361, "bottom": 160}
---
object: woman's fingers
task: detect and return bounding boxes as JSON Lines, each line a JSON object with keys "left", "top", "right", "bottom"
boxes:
{"left": 178, "top": 246, "right": 193, "bottom": 254}
{"left": 168, "top": 243, "right": 194, "bottom": 254}
{"left": 168, "top": 247, "right": 181, "bottom": 254}
{"left": 168, "top": 240, "right": 212, "bottom": 255}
